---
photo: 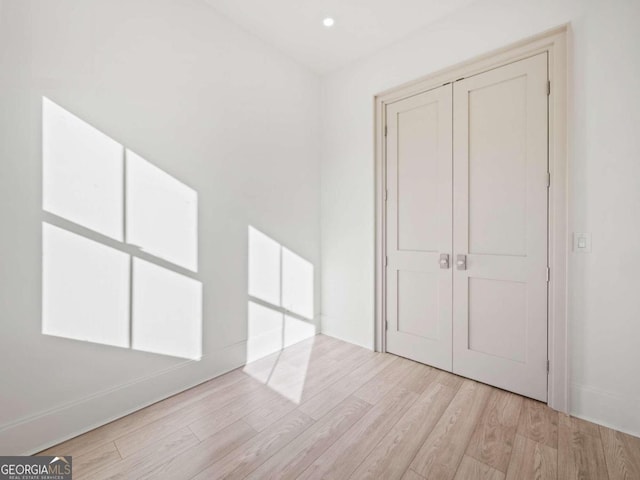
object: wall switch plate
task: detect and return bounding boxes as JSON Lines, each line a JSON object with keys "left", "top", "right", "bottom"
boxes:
{"left": 573, "top": 232, "right": 592, "bottom": 253}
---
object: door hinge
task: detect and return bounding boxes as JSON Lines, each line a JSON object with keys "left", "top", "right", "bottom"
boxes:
{"left": 384, "top": 189, "right": 388, "bottom": 201}
{"left": 385, "top": 320, "right": 388, "bottom": 331}
{"left": 385, "top": 256, "right": 388, "bottom": 267}
{"left": 384, "top": 125, "right": 388, "bottom": 137}
{"left": 547, "top": 80, "right": 551, "bottom": 96}
{"left": 547, "top": 360, "right": 550, "bottom": 374}
{"left": 546, "top": 172, "right": 551, "bottom": 188}
{"left": 546, "top": 267, "right": 551, "bottom": 282}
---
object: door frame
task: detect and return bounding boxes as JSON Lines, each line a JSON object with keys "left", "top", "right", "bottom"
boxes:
{"left": 374, "top": 26, "right": 569, "bottom": 412}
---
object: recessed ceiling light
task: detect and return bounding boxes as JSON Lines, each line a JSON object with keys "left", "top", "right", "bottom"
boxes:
{"left": 323, "top": 17, "right": 335, "bottom": 28}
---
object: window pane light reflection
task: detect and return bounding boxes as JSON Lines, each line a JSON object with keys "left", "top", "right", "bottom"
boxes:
{"left": 132, "top": 258, "right": 202, "bottom": 361}
{"left": 247, "top": 226, "right": 314, "bottom": 320}
{"left": 247, "top": 301, "right": 284, "bottom": 363}
{"left": 248, "top": 226, "right": 281, "bottom": 307}
{"left": 245, "top": 226, "right": 316, "bottom": 402}
{"left": 282, "top": 247, "right": 314, "bottom": 320}
{"left": 126, "top": 150, "right": 198, "bottom": 272}
{"left": 246, "top": 303, "right": 315, "bottom": 403}
{"left": 42, "top": 223, "right": 130, "bottom": 348}
{"left": 41, "top": 97, "right": 202, "bottom": 360}
{"left": 43, "top": 97, "right": 124, "bottom": 241}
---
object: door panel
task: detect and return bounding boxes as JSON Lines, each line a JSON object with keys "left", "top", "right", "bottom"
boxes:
{"left": 468, "top": 74, "right": 527, "bottom": 256}
{"left": 397, "top": 103, "right": 441, "bottom": 252}
{"left": 397, "top": 270, "right": 439, "bottom": 339}
{"left": 468, "top": 278, "right": 527, "bottom": 363}
{"left": 386, "top": 85, "right": 453, "bottom": 371}
{"left": 452, "top": 53, "right": 549, "bottom": 401}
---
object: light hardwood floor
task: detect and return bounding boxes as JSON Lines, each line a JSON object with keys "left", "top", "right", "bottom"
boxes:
{"left": 41, "top": 334, "right": 640, "bottom": 479}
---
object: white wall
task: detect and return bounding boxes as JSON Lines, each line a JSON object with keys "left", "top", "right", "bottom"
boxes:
{"left": 0, "top": 0, "right": 320, "bottom": 454}
{"left": 320, "top": 0, "right": 640, "bottom": 436}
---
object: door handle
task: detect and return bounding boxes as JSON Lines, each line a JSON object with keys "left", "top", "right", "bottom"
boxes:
{"left": 456, "top": 254, "right": 467, "bottom": 270}
{"left": 439, "top": 253, "right": 450, "bottom": 269}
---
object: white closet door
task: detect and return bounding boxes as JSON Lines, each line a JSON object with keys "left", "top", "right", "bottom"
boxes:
{"left": 452, "top": 53, "right": 549, "bottom": 401}
{"left": 386, "top": 85, "right": 453, "bottom": 371}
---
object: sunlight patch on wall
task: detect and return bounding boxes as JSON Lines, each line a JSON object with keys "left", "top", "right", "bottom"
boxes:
{"left": 126, "top": 150, "right": 198, "bottom": 272}
{"left": 132, "top": 258, "right": 202, "bottom": 360}
{"left": 282, "top": 247, "right": 314, "bottom": 320}
{"left": 244, "top": 226, "right": 316, "bottom": 403}
{"left": 43, "top": 97, "right": 124, "bottom": 241}
{"left": 42, "top": 223, "right": 130, "bottom": 348}
{"left": 41, "top": 97, "right": 202, "bottom": 361}
{"left": 248, "top": 226, "right": 281, "bottom": 307}
{"left": 246, "top": 302, "right": 317, "bottom": 364}
{"left": 246, "top": 301, "right": 315, "bottom": 403}
{"left": 246, "top": 301, "right": 284, "bottom": 363}
{"left": 248, "top": 226, "right": 314, "bottom": 320}
{"left": 284, "top": 314, "right": 316, "bottom": 346}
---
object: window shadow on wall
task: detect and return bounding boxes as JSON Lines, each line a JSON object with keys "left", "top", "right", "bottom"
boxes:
{"left": 244, "top": 226, "right": 316, "bottom": 402}
{"left": 41, "top": 97, "right": 202, "bottom": 360}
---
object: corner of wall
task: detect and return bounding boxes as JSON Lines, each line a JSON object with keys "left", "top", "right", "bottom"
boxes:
{"left": 319, "top": 314, "right": 375, "bottom": 351}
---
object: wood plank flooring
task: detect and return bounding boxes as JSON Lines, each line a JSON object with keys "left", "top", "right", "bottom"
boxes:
{"left": 41, "top": 334, "right": 640, "bottom": 479}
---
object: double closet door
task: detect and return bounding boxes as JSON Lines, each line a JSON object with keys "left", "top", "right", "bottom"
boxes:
{"left": 385, "top": 53, "right": 549, "bottom": 401}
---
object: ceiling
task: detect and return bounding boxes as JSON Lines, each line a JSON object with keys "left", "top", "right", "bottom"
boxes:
{"left": 203, "top": 0, "right": 476, "bottom": 73}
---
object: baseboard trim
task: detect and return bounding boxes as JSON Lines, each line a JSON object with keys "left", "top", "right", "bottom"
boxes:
{"left": 570, "top": 382, "right": 640, "bottom": 438}
{"left": 0, "top": 341, "right": 248, "bottom": 455}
